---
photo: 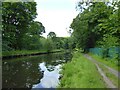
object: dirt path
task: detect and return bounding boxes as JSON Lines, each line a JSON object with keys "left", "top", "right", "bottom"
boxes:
{"left": 84, "top": 54, "right": 117, "bottom": 88}
{"left": 84, "top": 54, "right": 120, "bottom": 78}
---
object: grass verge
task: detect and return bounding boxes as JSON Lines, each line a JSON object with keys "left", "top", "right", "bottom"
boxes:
{"left": 59, "top": 52, "right": 106, "bottom": 88}
{"left": 98, "top": 64, "right": 119, "bottom": 87}
{"left": 89, "top": 53, "right": 119, "bottom": 72}
{"left": 2, "top": 49, "right": 62, "bottom": 57}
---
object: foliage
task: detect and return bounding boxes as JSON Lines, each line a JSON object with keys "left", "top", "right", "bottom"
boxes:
{"left": 28, "top": 21, "right": 45, "bottom": 36}
{"left": 97, "top": 34, "right": 119, "bottom": 48}
{"left": 21, "top": 21, "right": 45, "bottom": 50}
{"left": 89, "top": 53, "right": 120, "bottom": 71}
{"left": 2, "top": 2, "right": 47, "bottom": 51}
{"left": 47, "top": 31, "right": 75, "bottom": 50}
{"left": 70, "top": 2, "right": 120, "bottom": 52}
{"left": 2, "top": 49, "right": 61, "bottom": 57}
{"left": 2, "top": 2, "right": 78, "bottom": 53}
{"left": 44, "top": 38, "right": 54, "bottom": 52}
{"left": 59, "top": 52, "right": 106, "bottom": 88}
{"left": 96, "top": 34, "right": 119, "bottom": 58}
{"left": 2, "top": 2, "right": 37, "bottom": 50}
{"left": 47, "top": 31, "right": 56, "bottom": 39}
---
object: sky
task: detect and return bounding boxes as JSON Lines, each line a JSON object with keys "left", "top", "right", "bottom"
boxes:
{"left": 34, "top": 0, "right": 79, "bottom": 37}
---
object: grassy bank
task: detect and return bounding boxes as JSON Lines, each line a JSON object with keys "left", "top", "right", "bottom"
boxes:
{"left": 89, "top": 53, "right": 119, "bottom": 72}
{"left": 59, "top": 52, "right": 106, "bottom": 88}
{"left": 2, "top": 49, "right": 63, "bottom": 57}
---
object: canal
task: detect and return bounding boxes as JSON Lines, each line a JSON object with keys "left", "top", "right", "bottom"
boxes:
{"left": 2, "top": 51, "right": 72, "bottom": 89}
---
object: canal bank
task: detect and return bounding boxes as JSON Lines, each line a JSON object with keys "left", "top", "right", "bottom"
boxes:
{"left": 59, "top": 51, "right": 106, "bottom": 88}
{"left": 2, "top": 49, "right": 63, "bottom": 59}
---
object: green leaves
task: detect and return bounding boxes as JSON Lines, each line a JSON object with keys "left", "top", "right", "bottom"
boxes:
{"left": 71, "top": 2, "right": 120, "bottom": 51}
{"left": 28, "top": 21, "right": 45, "bottom": 36}
{"left": 2, "top": 2, "right": 38, "bottom": 50}
{"left": 47, "top": 32, "right": 56, "bottom": 39}
{"left": 97, "top": 34, "right": 119, "bottom": 48}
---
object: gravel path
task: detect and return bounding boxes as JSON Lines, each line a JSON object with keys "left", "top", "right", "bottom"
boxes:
{"left": 84, "top": 54, "right": 117, "bottom": 88}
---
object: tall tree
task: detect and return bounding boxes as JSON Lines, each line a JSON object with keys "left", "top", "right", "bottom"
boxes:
{"left": 2, "top": 2, "right": 37, "bottom": 50}
{"left": 70, "top": 2, "right": 119, "bottom": 52}
{"left": 22, "top": 21, "right": 45, "bottom": 50}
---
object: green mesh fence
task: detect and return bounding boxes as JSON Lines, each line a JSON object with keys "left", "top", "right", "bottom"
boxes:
{"left": 108, "top": 47, "right": 120, "bottom": 59}
{"left": 89, "top": 47, "right": 120, "bottom": 59}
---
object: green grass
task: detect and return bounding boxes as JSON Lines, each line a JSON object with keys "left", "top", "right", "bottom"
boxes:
{"left": 2, "top": 49, "right": 62, "bottom": 57}
{"left": 89, "top": 53, "right": 119, "bottom": 72}
{"left": 88, "top": 53, "right": 120, "bottom": 88}
{"left": 98, "top": 64, "right": 119, "bottom": 87}
{"left": 59, "top": 52, "right": 106, "bottom": 88}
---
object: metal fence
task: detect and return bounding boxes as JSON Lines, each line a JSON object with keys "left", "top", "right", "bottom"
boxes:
{"left": 89, "top": 47, "right": 120, "bottom": 59}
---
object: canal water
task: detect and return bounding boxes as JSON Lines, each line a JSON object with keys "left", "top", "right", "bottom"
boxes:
{"left": 2, "top": 52, "right": 72, "bottom": 89}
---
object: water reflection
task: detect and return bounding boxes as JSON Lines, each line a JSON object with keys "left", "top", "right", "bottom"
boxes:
{"left": 3, "top": 58, "right": 41, "bottom": 88}
{"left": 32, "top": 62, "right": 62, "bottom": 88}
{"left": 2, "top": 52, "right": 72, "bottom": 88}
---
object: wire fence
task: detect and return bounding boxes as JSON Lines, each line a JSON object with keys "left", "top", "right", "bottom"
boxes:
{"left": 89, "top": 47, "right": 120, "bottom": 59}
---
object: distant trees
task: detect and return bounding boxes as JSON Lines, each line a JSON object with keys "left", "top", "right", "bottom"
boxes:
{"left": 46, "top": 31, "right": 75, "bottom": 51}
{"left": 70, "top": 2, "right": 120, "bottom": 52}
{"left": 2, "top": 1, "right": 80, "bottom": 52}
{"left": 45, "top": 38, "right": 54, "bottom": 52}
{"left": 47, "top": 32, "right": 56, "bottom": 39}
{"left": 2, "top": 0, "right": 73, "bottom": 52}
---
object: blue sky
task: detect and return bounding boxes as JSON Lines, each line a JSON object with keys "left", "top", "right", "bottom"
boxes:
{"left": 35, "top": 0, "right": 79, "bottom": 37}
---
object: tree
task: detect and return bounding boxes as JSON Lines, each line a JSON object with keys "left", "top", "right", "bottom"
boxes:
{"left": 47, "top": 32, "right": 57, "bottom": 49}
{"left": 70, "top": 2, "right": 119, "bottom": 52}
{"left": 44, "top": 39, "right": 54, "bottom": 52}
{"left": 2, "top": 2, "right": 37, "bottom": 51}
{"left": 47, "top": 31, "right": 56, "bottom": 39}
{"left": 20, "top": 21, "right": 45, "bottom": 50}
{"left": 28, "top": 21, "right": 45, "bottom": 36}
